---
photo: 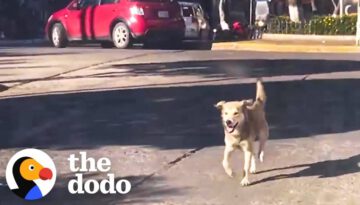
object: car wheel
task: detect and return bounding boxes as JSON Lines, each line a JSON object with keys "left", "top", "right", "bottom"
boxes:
{"left": 112, "top": 22, "right": 132, "bottom": 49}
{"left": 101, "top": 41, "right": 114, "bottom": 48}
{"left": 51, "top": 23, "right": 68, "bottom": 48}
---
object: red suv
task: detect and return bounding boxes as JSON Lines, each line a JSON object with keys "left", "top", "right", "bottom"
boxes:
{"left": 46, "top": 0, "right": 185, "bottom": 48}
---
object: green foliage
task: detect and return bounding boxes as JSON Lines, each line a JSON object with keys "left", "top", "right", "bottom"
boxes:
{"left": 267, "top": 15, "right": 358, "bottom": 35}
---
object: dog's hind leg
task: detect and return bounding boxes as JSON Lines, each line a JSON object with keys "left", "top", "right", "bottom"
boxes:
{"left": 258, "top": 126, "right": 269, "bottom": 163}
{"left": 250, "top": 152, "right": 256, "bottom": 174}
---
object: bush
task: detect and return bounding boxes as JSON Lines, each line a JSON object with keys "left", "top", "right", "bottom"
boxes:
{"left": 267, "top": 14, "right": 357, "bottom": 35}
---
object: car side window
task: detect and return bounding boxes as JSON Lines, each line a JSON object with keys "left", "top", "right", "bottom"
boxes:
{"left": 79, "top": 0, "right": 100, "bottom": 8}
{"left": 101, "top": 0, "right": 119, "bottom": 5}
{"left": 182, "top": 6, "right": 193, "bottom": 17}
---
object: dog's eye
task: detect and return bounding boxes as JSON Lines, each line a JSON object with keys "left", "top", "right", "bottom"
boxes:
{"left": 224, "top": 112, "right": 228, "bottom": 115}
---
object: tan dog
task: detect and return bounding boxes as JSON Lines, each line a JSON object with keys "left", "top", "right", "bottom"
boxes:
{"left": 215, "top": 80, "right": 269, "bottom": 186}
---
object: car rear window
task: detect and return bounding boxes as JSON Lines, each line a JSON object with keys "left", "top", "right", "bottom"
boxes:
{"left": 182, "top": 6, "right": 193, "bottom": 17}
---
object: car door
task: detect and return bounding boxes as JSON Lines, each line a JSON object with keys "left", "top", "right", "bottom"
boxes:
{"left": 181, "top": 5, "right": 197, "bottom": 38}
{"left": 65, "top": 1, "right": 83, "bottom": 39}
{"left": 66, "top": 0, "right": 100, "bottom": 40}
{"left": 82, "top": 0, "right": 101, "bottom": 39}
{"left": 93, "top": 0, "right": 120, "bottom": 38}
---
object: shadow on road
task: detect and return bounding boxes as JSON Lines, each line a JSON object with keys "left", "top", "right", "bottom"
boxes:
{"left": 1, "top": 78, "right": 360, "bottom": 149}
{"left": 109, "top": 59, "right": 360, "bottom": 79}
{"left": 0, "top": 174, "right": 186, "bottom": 205}
{"left": 252, "top": 154, "right": 360, "bottom": 185}
{"left": 0, "top": 51, "right": 77, "bottom": 57}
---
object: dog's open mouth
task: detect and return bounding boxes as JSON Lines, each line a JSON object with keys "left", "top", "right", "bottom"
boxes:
{"left": 226, "top": 122, "right": 239, "bottom": 133}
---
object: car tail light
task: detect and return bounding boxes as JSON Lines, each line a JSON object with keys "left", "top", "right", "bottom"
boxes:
{"left": 130, "top": 6, "right": 144, "bottom": 16}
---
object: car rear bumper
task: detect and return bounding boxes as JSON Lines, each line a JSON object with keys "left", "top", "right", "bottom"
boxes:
{"left": 133, "top": 28, "right": 184, "bottom": 41}
{"left": 129, "top": 17, "right": 185, "bottom": 40}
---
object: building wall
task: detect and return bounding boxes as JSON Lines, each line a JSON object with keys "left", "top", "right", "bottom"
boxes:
{"left": 0, "top": 0, "right": 71, "bottom": 39}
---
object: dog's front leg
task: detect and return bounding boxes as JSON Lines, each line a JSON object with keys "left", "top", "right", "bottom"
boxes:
{"left": 240, "top": 141, "right": 253, "bottom": 186}
{"left": 222, "top": 145, "right": 235, "bottom": 177}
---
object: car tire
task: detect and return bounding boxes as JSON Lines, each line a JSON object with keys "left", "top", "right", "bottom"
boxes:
{"left": 101, "top": 41, "right": 114, "bottom": 48}
{"left": 51, "top": 23, "right": 68, "bottom": 48}
{"left": 112, "top": 22, "right": 132, "bottom": 49}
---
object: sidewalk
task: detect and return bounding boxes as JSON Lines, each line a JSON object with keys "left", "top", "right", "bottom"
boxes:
{"left": 212, "top": 34, "right": 360, "bottom": 53}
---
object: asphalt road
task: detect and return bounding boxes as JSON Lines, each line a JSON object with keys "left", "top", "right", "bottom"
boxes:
{"left": 0, "top": 46, "right": 360, "bottom": 204}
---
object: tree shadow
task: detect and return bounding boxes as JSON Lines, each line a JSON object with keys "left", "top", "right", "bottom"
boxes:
{"left": 108, "top": 59, "right": 360, "bottom": 79}
{"left": 80, "top": 7, "right": 87, "bottom": 41}
{"left": 0, "top": 84, "right": 8, "bottom": 92}
{"left": 1, "top": 78, "right": 360, "bottom": 150}
{"left": 252, "top": 154, "right": 360, "bottom": 185}
{"left": 2, "top": 58, "right": 358, "bottom": 85}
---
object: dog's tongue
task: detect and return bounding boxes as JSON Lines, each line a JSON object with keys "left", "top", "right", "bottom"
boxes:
{"left": 227, "top": 124, "right": 235, "bottom": 129}
{"left": 227, "top": 123, "right": 238, "bottom": 132}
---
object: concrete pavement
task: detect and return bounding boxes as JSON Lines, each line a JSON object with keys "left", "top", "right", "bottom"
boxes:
{"left": 0, "top": 47, "right": 360, "bottom": 204}
{"left": 1, "top": 47, "right": 360, "bottom": 98}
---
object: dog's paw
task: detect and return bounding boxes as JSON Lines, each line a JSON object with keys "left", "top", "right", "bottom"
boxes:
{"left": 222, "top": 161, "right": 235, "bottom": 178}
{"left": 259, "top": 151, "right": 264, "bottom": 163}
{"left": 224, "top": 169, "right": 235, "bottom": 178}
{"left": 240, "top": 177, "right": 250, "bottom": 186}
{"left": 250, "top": 166, "right": 256, "bottom": 174}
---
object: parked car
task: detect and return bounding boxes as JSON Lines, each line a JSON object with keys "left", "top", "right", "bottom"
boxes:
{"left": 213, "top": 20, "right": 249, "bottom": 42}
{"left": 45, "top": 0, "right": 185, "bottom": 48}
{"left": 178, "top": 1, "right": 210, "bottom": 40}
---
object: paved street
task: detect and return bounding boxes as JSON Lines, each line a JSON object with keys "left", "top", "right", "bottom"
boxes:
{"left": 0, "top": 46, "right": 360, "bottom": 204}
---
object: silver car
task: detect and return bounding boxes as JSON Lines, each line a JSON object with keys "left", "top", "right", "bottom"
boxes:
{"left": 179, "top": 2, "right": 210, "bottom": 40}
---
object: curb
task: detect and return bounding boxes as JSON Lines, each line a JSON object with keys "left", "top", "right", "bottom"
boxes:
{"left": 262, "top": 34, "right": 356, "bottom": 42}
{"left": 211, "top": 40, "right": 360, "bottom": 53}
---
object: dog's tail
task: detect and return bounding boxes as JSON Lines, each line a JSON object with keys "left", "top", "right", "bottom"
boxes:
{"left": 256, "top": 79, "right": 266, "bottom": 104}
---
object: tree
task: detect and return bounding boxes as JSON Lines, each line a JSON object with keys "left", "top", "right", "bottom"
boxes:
{"left": 331, "top": 0, "right": 340, "bottom": 17}
{"left": 219, "top": 0, "right": 230, "bottom": 30}
{"left": 288, "top": 0, "right": 300, "bottom": 22}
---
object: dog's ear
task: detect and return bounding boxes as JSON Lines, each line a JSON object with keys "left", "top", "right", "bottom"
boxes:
{"left": 243, "top": 99, "right": 256, "bottom": 110}
{"left": 236, "top": 99, "right": 254, "bottom": 109}
{"left": 215, "top": 101, "right": 226, "bottom": 110}
{"left": 243, "top": 99, "right": 254, "bottom": 106}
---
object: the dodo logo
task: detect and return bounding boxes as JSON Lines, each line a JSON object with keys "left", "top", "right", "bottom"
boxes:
{"left": 5, "top": 149, "right": 56, "bottom": 201}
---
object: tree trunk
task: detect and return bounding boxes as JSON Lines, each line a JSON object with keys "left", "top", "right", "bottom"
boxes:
{"left": 311, "top": 0, "right": 317, "bottom": 12}
{"left": 331, "top": 0, "right": 339, "bottom": 17}
{"left": 288, "top": 0, "right": 300, "bottom": 22}
{"left": 219, "top": 0, "right": 229, "bottom": 30}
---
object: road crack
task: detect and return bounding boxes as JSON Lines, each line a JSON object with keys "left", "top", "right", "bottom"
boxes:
{"left": 132, "top": 147, "right": 202, "bottom": 188}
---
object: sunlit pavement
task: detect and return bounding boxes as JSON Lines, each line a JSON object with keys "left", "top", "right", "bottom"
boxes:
{"left": 212, "top": 39, "right": 360, "bottom": 53}
{"left": 0, "top": 47, "right": 360, "bottom": 204}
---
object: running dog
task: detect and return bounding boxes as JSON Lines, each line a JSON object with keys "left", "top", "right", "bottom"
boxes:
{"left": 215, "top": 80, "right": 269, "bottom": 186}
